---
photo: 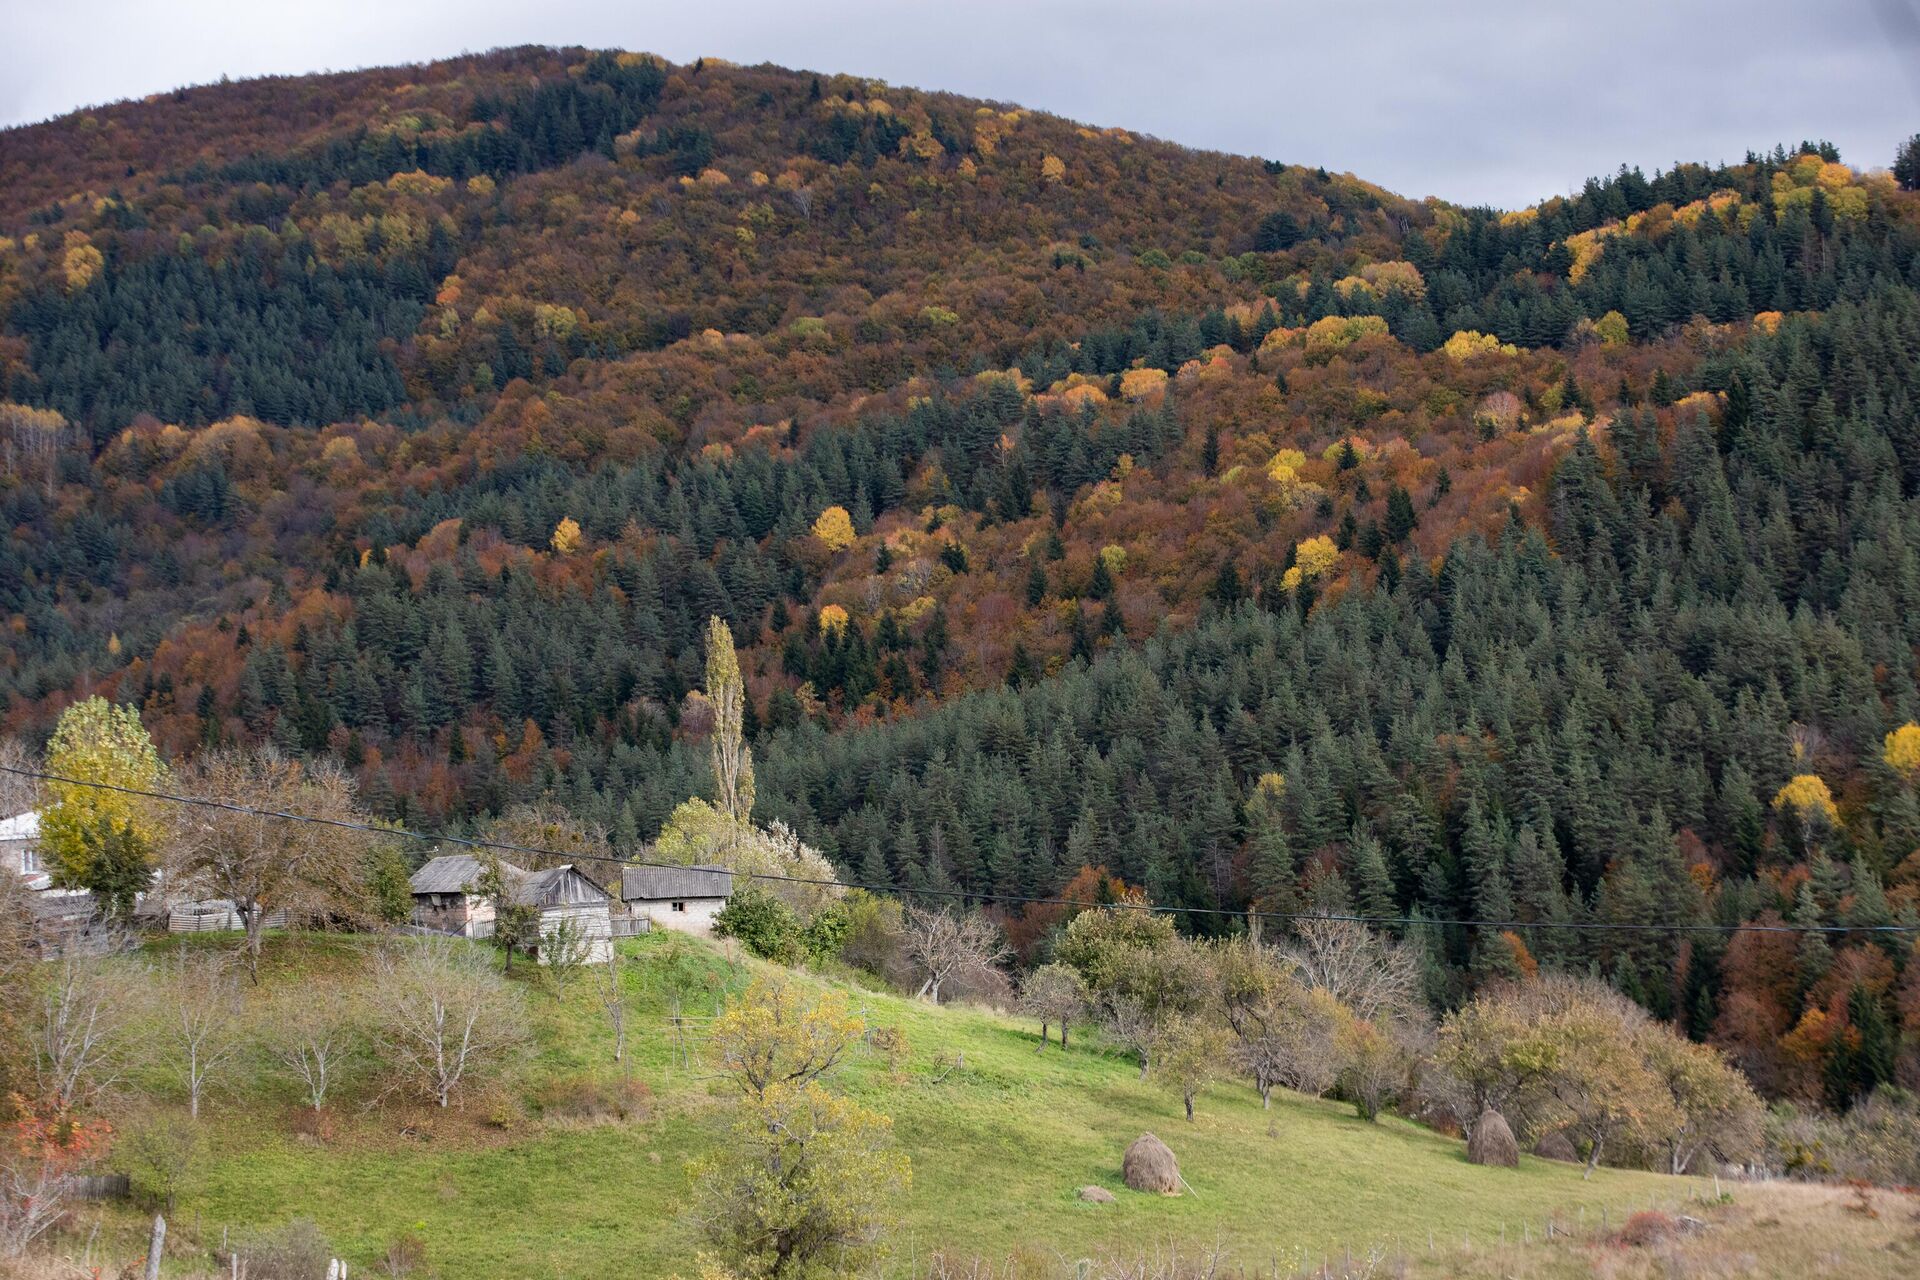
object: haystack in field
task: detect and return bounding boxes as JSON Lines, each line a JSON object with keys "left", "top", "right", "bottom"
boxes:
{"left": 1533, "top": 1130, "right": 1579, "bottom": 1163}
{"left": 1077, "top": 1185, "right": 1116, "bottom": 1204}
{"left": 1466, "top": 1109, "right": 1519, "bottom": 1167}
{"left": 1122, "top": 1133, "right": 1179, "bottom": 1193}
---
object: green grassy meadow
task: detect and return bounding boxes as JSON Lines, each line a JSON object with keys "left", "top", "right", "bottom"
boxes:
{"left": 101, "top": 932, "right": 1696, "bottom": 1277}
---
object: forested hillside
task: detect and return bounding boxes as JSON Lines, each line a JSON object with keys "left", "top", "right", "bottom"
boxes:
{"left": 5, "top": 48, "right": 1920, "bottom": 1101}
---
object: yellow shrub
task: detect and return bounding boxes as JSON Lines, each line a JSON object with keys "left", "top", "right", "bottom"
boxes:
{"left": 1593, "top": 310, "right": 1630, "bottom": 347}
{"left": 1266, "top": 448, "right": 1308, "bottom": 483}
{"left": 1118, "top": 367, "right": 1169, "bottom": 400}
{"left": 1440, "top": 329, "right": 1517, "bottom": 360}
{"left": 1303, "top": 315, "right": 1388, "bottom": 360}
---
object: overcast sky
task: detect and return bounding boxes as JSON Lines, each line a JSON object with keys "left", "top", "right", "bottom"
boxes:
{"left": 3, "top": 0, "right": 1914, "bottom": 208}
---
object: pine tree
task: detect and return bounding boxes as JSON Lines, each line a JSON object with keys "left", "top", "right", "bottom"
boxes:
{"left": 1345, "top": 824, "right": 1395, "bottom": 920}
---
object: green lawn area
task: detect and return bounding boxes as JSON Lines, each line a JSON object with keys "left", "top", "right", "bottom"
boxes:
{"left": 118, "top": 932, "right": 1695, "bottom": 1277}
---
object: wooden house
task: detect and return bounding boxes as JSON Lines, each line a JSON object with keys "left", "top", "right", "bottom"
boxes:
{"left": 515, "top": 864, "right": 615, "bottom": 964}
{"left": 408, "top": 853, "right": 613, "bottom": 963}
{"left": 408, "top": 853, "right": 497, "bottom": 938}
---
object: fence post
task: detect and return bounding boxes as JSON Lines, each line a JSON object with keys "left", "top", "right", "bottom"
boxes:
{"left": 144, "top": 1214, "right": 166, "bottom": 1280}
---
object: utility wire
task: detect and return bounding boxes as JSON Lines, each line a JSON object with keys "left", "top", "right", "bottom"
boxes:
{"left": 4, "top": 763, "right": 1915, "bottom": 937}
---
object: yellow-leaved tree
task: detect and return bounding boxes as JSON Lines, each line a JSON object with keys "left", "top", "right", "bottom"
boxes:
{"left": 1883, "top": 722, "right": 1920, "bottom": 780}
{"left": 41, "top": 697, "right": 166, "bottom": 906}
{"left": 550, "top": 516, "right": 583, "bottom": 554}
{"left": 1441, "top": 329, "right": 1518, "bottom": 360}
{"left": 689, "top": 977, "right": 910, "bottom": 1277}
{"left": 812, "top": 505, "right": 856, "bottom": 552}
{"left": 1281, "top": 535, "right": 1341, "bottom": 591}
{"left": 1773, "top": 773, "right": 1839, "bottom": 849}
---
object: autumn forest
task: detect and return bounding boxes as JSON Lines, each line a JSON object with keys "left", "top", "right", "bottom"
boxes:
{"left": 6, "top": 46, "right": 1920, "bottom": 1112}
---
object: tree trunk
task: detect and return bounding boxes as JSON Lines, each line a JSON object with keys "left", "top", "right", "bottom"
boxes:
{"left": 1184, "top": 1091, "right": 1195, "bottom": 1121}
{"left": 1260, "top": 1083, "right": 1272, "bottom": 1109}
{"left": 1583, "top": 1129, "right": 1605, "bottom": 1180}
{"left": 242, "top": 901, "right": 265, "bottom": 982}
{"left": 1061, "top": 1024, "right": 1069, "bottom": 1050}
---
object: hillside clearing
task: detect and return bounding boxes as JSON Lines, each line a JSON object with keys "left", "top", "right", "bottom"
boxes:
{"left": 56, "top": 932, "right": 1699, "bottom": 1277}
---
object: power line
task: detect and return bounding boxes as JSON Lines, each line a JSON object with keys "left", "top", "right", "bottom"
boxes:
{"left": 4, "top": 763, "right": 1914, "bottom": 937}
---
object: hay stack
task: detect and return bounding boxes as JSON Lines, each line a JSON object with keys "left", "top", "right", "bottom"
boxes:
{"left": 1122, "top": 1132, "right": 1179, "bottom": 1193}
{"left": 1533, "top": 1130, "right": 1579, "bottom": 1163}
{"left": 1077, "top": 1185, "right": 1116, "bottom": 1204}
{"left": 1466, "top": 1109, "right": 1519, "bottom": 1167}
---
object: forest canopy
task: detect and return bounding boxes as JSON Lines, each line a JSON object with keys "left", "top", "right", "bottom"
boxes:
{"left": 3, "top": 48, "right": 1920, "bottom": 1102}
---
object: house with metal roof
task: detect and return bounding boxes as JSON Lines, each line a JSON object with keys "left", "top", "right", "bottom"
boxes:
{"left": 408, "top": 853, "right": 613, "bottom": 963}
{"left": 620, "top": 863, "right": 733, "bottom": 937}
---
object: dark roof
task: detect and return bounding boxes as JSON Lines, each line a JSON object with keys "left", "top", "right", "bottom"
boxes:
{"left": 621, "top": 863, "right": 733, "bottom": 902}
{"left": 410, "top": 854, "right": 609, "bottom": 908}
{"left": 515, "top": 864, "right": 610, "bottom": 908}
{"left": 409, "top": 853, "right": 487, "bottom": 895}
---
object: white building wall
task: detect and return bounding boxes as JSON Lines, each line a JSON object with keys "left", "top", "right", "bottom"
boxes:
{"left": 0, "top": 836, "right": 38, "bottom": 878}
{"left": 631, "top": 896, "right": 726, "bottom": 937}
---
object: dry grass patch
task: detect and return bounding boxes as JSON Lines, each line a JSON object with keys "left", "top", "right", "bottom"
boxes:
{"left": 1405, "top": 1181, "right": 1920, "bottom": 1280}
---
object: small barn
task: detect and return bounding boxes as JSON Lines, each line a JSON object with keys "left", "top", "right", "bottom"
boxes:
{"left": 408, "top": 853, "right": 496, "bottom": 937}
{"left": 515, "top": 864, "right": 615, "bottom": 965}
{"left": 408, "top": 853, "right": 613, "bottom": 963}
{"left": 621, "top": 863, "right": 733, "bottom": 937}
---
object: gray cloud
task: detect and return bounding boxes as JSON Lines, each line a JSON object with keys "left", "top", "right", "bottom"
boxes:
{"left": 1, "top": 0, "right": 1910, "bottom": 207}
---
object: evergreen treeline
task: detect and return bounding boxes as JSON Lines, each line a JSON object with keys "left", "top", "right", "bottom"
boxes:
{"left": 7, "top": 234, "right": 444, "bottom": 440}
{"left": 211, "top": 53, "right": 672, "bottom": 189}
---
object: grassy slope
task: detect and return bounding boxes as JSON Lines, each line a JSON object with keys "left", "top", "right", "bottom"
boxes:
{"left": 115, "top": 933, "right": 1691, "bottom": 1277}
{"left": 1405, "top": 1181, "right": 1920, "bottom": 1279}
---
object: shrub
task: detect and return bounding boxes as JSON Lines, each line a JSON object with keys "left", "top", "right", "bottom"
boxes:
{"left": 121, "top": 1109, "right": 204, "bottom": 1212}
{"left": 1614, "top": 1210, "right": 1675, "bottom": 1247}
{"left": 231, "top": 1219, "right": 333, "bottom": 1280}
{"left": 380, "top": 1232, "right": 428, "bottom": 1278}
{"left": 533, "top": 1073, "right": 652, "bottom": 1124}
{"left": 713, "top": 884, "right": 805, "bottom": 963}
{"left": 837, "top": 890, "right": 906, "bottom": 982}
